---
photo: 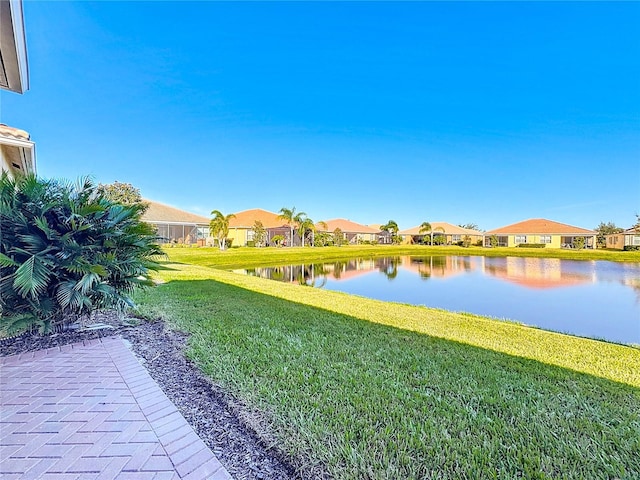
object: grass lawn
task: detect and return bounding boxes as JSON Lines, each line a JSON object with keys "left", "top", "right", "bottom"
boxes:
{"left": 134, "top": 252, "right": 640, "bottom": 480}
{"left": 163, "top": 244, "right": 640, "bottom": 270}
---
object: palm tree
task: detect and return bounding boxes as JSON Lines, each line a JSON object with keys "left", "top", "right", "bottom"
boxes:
{"left": 381, "top": 220, "right": 399, "bottom": 244}
{"left": 278, "top": 207, "right": 306, "bottom": 247}
{"left": 298, "top": 216, "right": 315, "bottom": 247}
{"left": 313, "top": 221, "right": 328, "bottom": 247}
{"left": 209, "top": 210, "right": 236, "bottom": 250}
{"left": 419, "top": 221, "right": 432, "bottom": 245}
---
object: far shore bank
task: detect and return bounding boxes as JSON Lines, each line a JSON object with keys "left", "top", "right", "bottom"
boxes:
{"left": 162, "top": 244, "right": 640, "bottom": 270}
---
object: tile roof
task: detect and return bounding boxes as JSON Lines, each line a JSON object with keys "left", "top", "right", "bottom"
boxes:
{"left": 317, "top": 219, "right": 380, "bottom": 234}
{"left": 399, "top": 222, "right": 482, "bottom": 236}
{"left": 485, "top": 218, "right": 595, "bottom": 235}
{"left": 141, "top": 200, "right": 210, "bottom": 224}
{"left": 228, "top": 208, "right": 288, "bottom": 229}
{"left": 0, "top": 124, "right": 30, "bottom": 141}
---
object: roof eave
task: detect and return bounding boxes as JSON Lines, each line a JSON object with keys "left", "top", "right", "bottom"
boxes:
{"left": 0, "top": 0, "right": 29, "bottom": 94}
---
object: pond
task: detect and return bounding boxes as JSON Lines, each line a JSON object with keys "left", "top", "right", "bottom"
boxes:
{"left": 234, "top": 255, "right": 640, "bottom": 345}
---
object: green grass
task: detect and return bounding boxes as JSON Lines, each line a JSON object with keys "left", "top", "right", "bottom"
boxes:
{"left": 135, "top": 260, "right": 640, "bottom": 479}
{"left": 163, "top": 244, "right": 640, "bottom": 270}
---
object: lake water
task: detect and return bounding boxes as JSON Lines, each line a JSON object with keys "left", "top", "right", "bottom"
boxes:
{"left": 234, "top": 256, "right": 640, "bottom": 345}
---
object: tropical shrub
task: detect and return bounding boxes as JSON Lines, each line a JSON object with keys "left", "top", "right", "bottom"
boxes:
{"left": 516, "top": 243, "right": 546, "bottom": 248}
{"left": 271, "top": 235, "right": 285, "bottom": 247}
{"left": 573, "top": 237, "right": 586, "bottom": 250}
{"left": 0, "top": 174, "right": 163, "bottom": 334}
{"left": 623, "top": 245, "right": 640, "bottom": 251}
{"left": 314, "top": 231, "right": 332, "bottom": 247}
{"left": 433, "top": 235, "right": 446, "bottom": 245}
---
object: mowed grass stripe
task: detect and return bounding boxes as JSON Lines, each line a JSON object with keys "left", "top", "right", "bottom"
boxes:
{"left": 152, "top": 263, "right": 640, "bottom": 387}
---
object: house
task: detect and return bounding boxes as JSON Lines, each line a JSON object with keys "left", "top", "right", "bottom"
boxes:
{"left": 0, "top": 124, "right": 35, "bottom": 179}
{"left": 399, "top": 222, "right": 483, "bottom": 245}
{"left": 142, "top": 200, "right": 210, "bottom": 245}
{"left": 316, "top": 219, "right": 381, "bottom": 244}
{"left": 1, "top": 0, "right": 33, "bottom": 179}
{"left": 227, "top": 208, "right": 291, "bottom": 246}
{"left": 484, "top": 218, "right": 597, "bottom": 249}
{"left": 605, "top": 227, "right": 640, "bottom": 250}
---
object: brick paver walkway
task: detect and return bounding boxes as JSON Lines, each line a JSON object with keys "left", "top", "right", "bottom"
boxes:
{"left": 0, "top": 336, "right": 232, "bottom": 479}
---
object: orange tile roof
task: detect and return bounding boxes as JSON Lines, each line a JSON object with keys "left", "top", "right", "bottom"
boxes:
{"left": 228, "top": 208, "right": 288, "bottom": 229}
{"left": 485, "top": 218, "right": 595, "bottom": 235}
{"left": 317, "top": 219, "right": 380, "bottom": 234}
{"left": 0, "top": 124, "right": 30, "bottom": 141}
{"left": 399, "top": 222, "right": 482, "bottom": 236}
{"left": 142, "top": 200, "right": 210, "bottom": 224}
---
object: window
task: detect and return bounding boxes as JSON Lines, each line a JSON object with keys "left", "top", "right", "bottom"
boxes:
{"left": 452, "top": 235, "right": 461, "bottom": 242}
{"left": 247, "top": 230, "right": 255, "bottom": 241}
{"left": 633, "top": 236, "right": 640, "bottom": 246}
{"left": 540, "top": 235, "right": 551, "bottom": 244}
{"left": 515, "top": 235, "right": 527, "bottom": 244}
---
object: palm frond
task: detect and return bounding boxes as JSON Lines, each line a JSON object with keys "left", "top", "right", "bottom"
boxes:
{"left": 13, "top": 255, "right": 51, "bottom": 299}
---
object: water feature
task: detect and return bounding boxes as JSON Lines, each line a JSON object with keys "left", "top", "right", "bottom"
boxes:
{"left": 234, "top": 255, "right": 640, "bottom": 345}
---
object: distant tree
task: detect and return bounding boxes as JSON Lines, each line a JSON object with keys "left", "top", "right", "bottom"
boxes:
{"left": 308, "top": 220, "right": 328, "bottom": 247}
{"left": 419, "top": 221, "right": 432, "bottom": 245}
{"left": 279, "top": 207, "right": 306, "bottom": 247}
{"left": 97, "top": 181, "right": 145, "bottom": 208}
{"left": 333, "top": 228, "right": 344, "bottom": 246}
{"left": 594, "top": 221, "right": 623, "bottom": 248}
{"left": 298, "top": 216, "right": 316, "bottom": 247}
{"left": 459, "top": 223, "right": 480, "bottom": 231}
{"left": 381, "top": 220, "right": 399, "bottom": 235}
{"left": 252, "top": 220, "right": 266, "bottom": 247}
{"left": 418, "top": 222, "right": 433, "bottom": 244}
{"left": 634, "top": 214, "right": 640, "bottom": 232}
{"left": 381, "top": 220, "right": 402, "bottom": 244}
{"left": 209, "top": 210, "right": 236, "bottom": 250}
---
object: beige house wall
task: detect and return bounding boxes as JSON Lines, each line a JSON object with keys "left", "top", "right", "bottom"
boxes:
{"left": 228, "top": 228, "right": 249, "bottom": 247}
{"left": 0, "top": 146, "right": 14, "bottom": 179}
{"left": 605, "top": 234, "right": 625, "bottom": 250}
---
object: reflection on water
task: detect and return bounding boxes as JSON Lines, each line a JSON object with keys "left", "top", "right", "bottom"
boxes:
{"left": 234, "top": 256, "right": 640, "bottom": 344}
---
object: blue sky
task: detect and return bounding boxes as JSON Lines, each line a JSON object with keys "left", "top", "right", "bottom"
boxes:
{"left": 1, "top": 1, "right": 639, "bottom": 231}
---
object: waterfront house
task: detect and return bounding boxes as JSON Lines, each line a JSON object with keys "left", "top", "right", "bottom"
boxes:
{"left": 400, "top": 222, "right": 483, "bottom": 245}
{"left": 317, "top": 219, "right": 382, "bottom": 244}
{"left": 228, "top": 208, "right": 292, "bottom": 246}
{"left": 142, "top": 200, "right": 210, "bottom": 245}
{"left": 605, "top": 227, "right": 640, "bottom": 250}
{"left": 484, "top": 218, "right": 597, "bottom": 249}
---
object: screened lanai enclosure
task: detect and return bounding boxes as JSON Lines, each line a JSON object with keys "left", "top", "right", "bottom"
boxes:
{"left": 141, "top": 200, "right": 212, "bottom": 245}
{"left": 152, "top": 223, "right": 210, "bottom": 245}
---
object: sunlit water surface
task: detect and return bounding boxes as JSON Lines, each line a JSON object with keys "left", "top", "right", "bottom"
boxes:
{"left": 234, "top": 255, "right": 640, "bottom": 345}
